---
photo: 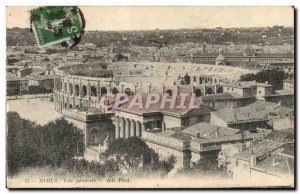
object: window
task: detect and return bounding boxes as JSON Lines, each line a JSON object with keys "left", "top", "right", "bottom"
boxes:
{"left": 259, "top": 91, "right": 261, "bottom": 93}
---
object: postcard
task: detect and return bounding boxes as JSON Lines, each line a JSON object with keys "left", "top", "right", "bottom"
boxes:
{"left": 6, "top": 6, "right": 295, "bottom": 189}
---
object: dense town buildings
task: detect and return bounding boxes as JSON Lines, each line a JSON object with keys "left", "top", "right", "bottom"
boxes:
{"left": 6, "top": 27, "right": 295, "bottom": 180}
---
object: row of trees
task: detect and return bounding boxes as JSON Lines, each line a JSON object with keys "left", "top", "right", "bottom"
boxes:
{"left": 7, "top": 112, "right": 177, "bottom": 178}
{"left": 240, "top": 69, "right": 288, "bottom": 89}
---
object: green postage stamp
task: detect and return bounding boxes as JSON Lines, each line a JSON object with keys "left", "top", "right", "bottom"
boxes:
{"left": 30, "top": 6, "right": 85, "bottom": 48}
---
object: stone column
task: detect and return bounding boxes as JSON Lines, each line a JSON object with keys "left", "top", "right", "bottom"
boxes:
{"left": 214, "top": 84, "right": 218, "bottom": 94}
{"left": 130, "top": 120, "right": 135, "bottom": 137}
{"left": 87, "top": 82, "right": 91, "bottom": 97}
{"left": 142, "top": 122, "right": 146, "bottom": 132}
{"left": 125, "top": 119, "right": 130, "bottom": 139}
{"left": 119, "top": 118, "right": 125, "bottom": 139}
{"left": 79, "top": 79, "right": 82, "bottom": 97}
{"left": 84, "top": 128, "right": 90, "bottom": 147}
{"left": 162, "top": 122, "right": 166, "bottom": 132}
{"left": 136, "top": 121, "right": 141, "bottom": 137}
{"left": 72, "top": 80, "right": 75, "bottom": 97}
{"left": 97, "top": 81, "right": 100, "bottom": 97}
{"left": 115, "top": 117, "right": 120, "bottom": 139}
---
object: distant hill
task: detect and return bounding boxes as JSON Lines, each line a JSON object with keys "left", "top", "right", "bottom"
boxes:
{"left": 6, "top": 26, "right": 294, "bottom": 47}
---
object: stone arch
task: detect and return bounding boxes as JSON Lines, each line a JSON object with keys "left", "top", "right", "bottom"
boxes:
{"left": 206, "top": 87, "right": 213, "bottom": 95}
{"left": 101, "top": 87, "right": 107, "bottom": 97}
{"left": 166, "top": 89, "right": 173, "bottom": 96}
{"left": 69, "top": 104, "right": 73, "bottom": 108}
{"left": 124, "top": 88, "right": 132, "bottom": 96}
{"left": 91, "top": 86, "right": 97, "bottom": 97}
{"left": 69, "top": 83, "right": 73, "bottom": 95}
{"left": 194, "top": 88, "right": 202, "bottom": 97}
{"left": 74, "top": 84, "right": 79, "bottom": 96}
{"left": 75, "top": 105, "right": 79, "bottom": 108}
{"left": 184, "top": 73, "right": 191, "bottom": 85}
{"left": 217, "top": 87, "right": 223, "bottom": 93}
{"left": 82, "top": 85, "right": 87, "bottom": 97}
{"left": 112, "top": 87, "right": 119, "bottom": 94}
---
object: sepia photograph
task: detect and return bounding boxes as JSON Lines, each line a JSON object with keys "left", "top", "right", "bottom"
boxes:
{"left": 5, "top": 6, "right": 295, "bottom": 189}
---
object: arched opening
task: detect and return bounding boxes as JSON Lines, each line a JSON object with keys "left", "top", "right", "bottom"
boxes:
{"left": 76, "top": 105, "right": 79, "bottom": 108}
{"left": 64, "top": 103, "right": 67, "bottom": 108}
{"left": 194, "top": 89, "right": 202, "bottom": 97}
{"left": 74, "top": 84, "right": 79, "bottom": 96}
{"left": 82, "top": 85, "right": 87, "bottom": 97}
{"left": 101, "top": 87, "right": 107, "bottom": 97}
{"left": 206, "top": 88, "right": 213, "bottom": 95}
{"left": 64, "top": 82, "right": 67, "bottom": 92}
{"left": 124, "top": 88, "right": 131, "bottom": 96}
{"left": 91, "top": 86, "right": 97, "bottom": 97}
{"left": 166, "top": 89, "right": 173, "bottom": 96}
{"left": 69, "top": 84, "right": 73, "bottom": 95}
{"left": 217, "top": 87, "right": 223, "bottom": 93}
{"left": 69, "top": 104, "right": 73, "bottom": 108}
{"left": 112, "top": 87, "right": 119, "bottom": 95}
{"left": 184, "top": 73, "right": 190, "bottom": 85}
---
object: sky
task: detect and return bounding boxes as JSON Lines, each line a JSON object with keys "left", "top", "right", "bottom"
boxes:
{"left": 6, "top": 6, "right": 294, "bottom": 31}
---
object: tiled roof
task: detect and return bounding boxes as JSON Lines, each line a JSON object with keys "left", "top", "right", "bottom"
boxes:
{"left": 224, "top": 81, "right": 272, "bottom": 88}
{"left": 254, "top": 154, "right": 294, "bottom": 176}
{"left": 202, "top": 92, "right": 249, "bottom": 101}
{"left": 212, "top": 101, "right": 293, "bottom": 123}
{"left": 181, "top": 122, "right": 239, "bottom": 138}
{"left": 7, "top": 73, "right": 29, "bottom": 81}
{"left": 233, "top": 139, "right": 284, "bottom": 160}
{"left": 266, "top": 128, "right": 294, "bottom": 143}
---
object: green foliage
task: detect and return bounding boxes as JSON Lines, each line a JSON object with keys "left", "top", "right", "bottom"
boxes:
{"left": 104, "top": 137, "right": 156, "bottom": 171}
{"left": 114, "top": 53, "right": 128, "bottom": 62}
{"left": 192, "top": 157, "right": 219, "bottom": 172}
{"left": 37, "top": 118, "right": 84, "bottom": 165}
{"left": 179, "top": 157, "right": 227, "bottom": 177}
{"left": 61, "top": 158, "right": 119, "bottom": 177}
{"left": 240, "top": 69, "right": 288, "bottom": 89}
{"left": 155, "top": 155, "right": 176, "bottom": 173}
{"left": 6, "top": 112, "right": 84, "bottom": 176}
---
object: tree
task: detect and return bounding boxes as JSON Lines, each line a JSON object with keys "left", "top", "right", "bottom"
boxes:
{"left": 104, "top": 137, "right": 156, "bottom": 171}
{"left": 7, "top": 112, "right": 41, "bottom": 176}
{"left": 179, "top": 157, "right": 227, "bottom": 177}
{"left": 240, "top": 69, "right": 288, "bottom": 89}
{"left": 7, "top": 113, "right": 84, "bottom": 175}
{"left": 114, "top": 53, "right": 128, "bottom": 62}
{"left": 155, "top": 155, "right": 176, "bottom": 173}
{"left": 37, "top": 118, "right": 84, "bottom": 166}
